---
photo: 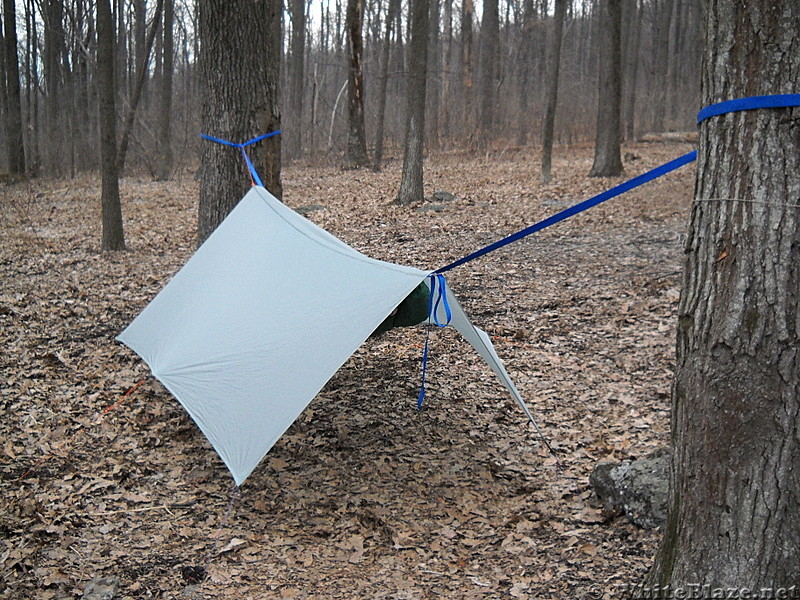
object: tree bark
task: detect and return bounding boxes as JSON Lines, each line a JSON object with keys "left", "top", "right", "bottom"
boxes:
{"left": 643, "top": 1, "right": 800, "bottom": 595}
{"left": 97, "top": 0, "right": 125, "bottom": 251}
{"left": 343, "top": 0, "right": 368, "bottom": 168}
{"left": 198, "top": 0, "right": 281, "bottom": 245}
{"left": 288, "top": 0, "right": 306, "bottom": 157}
{"left": 395, "top": 0, "right": 429, "bottom": 205}
{"left": 3, "top": 0, "right": 25, "bottom": 174}
{"left": 540, "top": 0, "right": 566, "bottom": 184}
{"left": 589, "top": 0, "right": 623, "bottom": 177}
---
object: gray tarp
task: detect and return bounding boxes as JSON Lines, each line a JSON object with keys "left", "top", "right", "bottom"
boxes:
{"left": 118, "top": 186, "right": 537, "bottom": 485}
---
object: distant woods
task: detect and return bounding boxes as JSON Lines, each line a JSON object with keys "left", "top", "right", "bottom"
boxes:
{"left": 0, "top": 0, "right": 702, "bottom": 177}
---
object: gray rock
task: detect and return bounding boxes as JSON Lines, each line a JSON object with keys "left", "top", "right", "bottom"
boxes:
{"left": 589, "top": 449, "right": 670, "bottom": 529}
{"left": 432, "top": 190, "right": 456, "bottom": 202}
{"left": 82, "top": 576, "right": 119, "bottom": 600}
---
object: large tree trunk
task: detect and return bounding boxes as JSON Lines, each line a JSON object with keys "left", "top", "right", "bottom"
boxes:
{"left": 198, "top": 0, "right": 281, "bottom": 245}
{"left": 589, "top": 0, "right": 622, "bottom": 177}
{"left": 97, "top": 0, "right": 125, "bottom": 251}
{"left": 395, "top": 0, "right": 429, "bottom": 205}
{"left": 343, "top": 0, "right": 368, "bottom": 168}
{"left": 4, "top": 0, "right": 25, "bottom": 175}
{"left": 643, "top": 1, "right": 800, "bottom": 595}
{"left": 540, "top": 0, "right": 566, "bottom": 184}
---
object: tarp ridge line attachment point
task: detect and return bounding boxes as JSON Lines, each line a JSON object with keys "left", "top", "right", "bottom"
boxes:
{"left": 436, "top": 93, "right": 800, "bottom": 274}
{"left": 200, "top": 130, "right": 281, "bottom": 188}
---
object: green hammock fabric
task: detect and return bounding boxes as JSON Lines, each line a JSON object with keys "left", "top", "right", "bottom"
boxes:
{"left": 370, "top": 282, "right": 430, "bottom": 337}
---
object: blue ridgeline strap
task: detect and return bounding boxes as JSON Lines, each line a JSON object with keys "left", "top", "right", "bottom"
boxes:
{"left": 435, "top": 150, "right": 698, "bottom": 273}
{"left": 697, "top": 94, "right": 800, "bottom": 124}
{"left": 417, "top": 274, "right": 452, "bottom": 409}
{"left": 199, "top": 131, "right": 282, "bottom": 187}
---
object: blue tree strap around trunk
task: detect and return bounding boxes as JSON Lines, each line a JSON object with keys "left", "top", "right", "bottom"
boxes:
{"left": 200, "top": 131, "right": 282, "bottom": 187}
{"left": 697, "top": 94, "right": 800, "bottom": 124}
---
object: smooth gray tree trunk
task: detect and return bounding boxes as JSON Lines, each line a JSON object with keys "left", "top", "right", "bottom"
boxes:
{"left": 642, "top": 1, "right": 800, "bottom": 595}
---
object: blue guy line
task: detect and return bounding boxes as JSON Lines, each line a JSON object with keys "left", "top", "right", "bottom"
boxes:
{"left": 435, "top": 150, "right": 698, "bottom": 273}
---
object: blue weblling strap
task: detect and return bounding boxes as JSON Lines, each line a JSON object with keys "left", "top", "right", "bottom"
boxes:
{"left": 429, "top": 274, "right": 452, "bottom": 327}
{"left": 436, "top": 150, "right": 698, "bottom": 273}
{"left": 200, "top": 131, "right": 282, "bottom": 187}
{"left": 697, "top": 94, "right": 800, "bottom": 124}
{"left": 417, "top": 274, "right": 452, "bottom": 409}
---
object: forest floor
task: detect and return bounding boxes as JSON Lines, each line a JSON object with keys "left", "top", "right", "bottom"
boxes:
{"left": 1, "top": 141, "right": 696, "bottom": 600}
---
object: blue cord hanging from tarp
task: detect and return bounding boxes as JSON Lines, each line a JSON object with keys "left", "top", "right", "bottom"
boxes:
{"left": 200, "top": 131, "right": 281, "bottom": 188}
{"left": 435, "top": 93, "right": 800, "bottom": 274}
{"left": 417, "top": 273, "right": 451, "bottom": 409}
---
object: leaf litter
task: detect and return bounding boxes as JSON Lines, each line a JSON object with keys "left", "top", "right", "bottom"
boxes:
{"left": 0, "top": 143, "right": 695, "bottom": 599}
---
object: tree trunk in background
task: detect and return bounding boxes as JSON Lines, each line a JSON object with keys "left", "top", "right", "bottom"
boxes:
{"left": 476, "top": 0, "right": 498, "bottom": 148}
{"left": 395, "top": 0, "right": 429, "bottom": 205}
{"left": 156, "top": 0, "right": 173, "bottom": 180}
{"left": 373, "top": 0, "right": 399, "bottom": 172}
{"left": 133, "top": 0, "right": 145, "bottom": 97}
{"left": 3, "top": 0, "right": 25, "bottom": 174}
{"left": 97, "top": 0, "right": 125, "bottom": 251}
{"left": 43, "top": 0, "right": 64, "bottom": 175}
{"left": 514, "top": 0, "right": 534, "bottom": 147}
{"left": 343, "top": 0, "right": 368, "bottom": 168}
{"left": 426, "top": 0, "right": 440, "bottom": 149}
{"left": 24, "top": 0, "right": 38, "bottom": 173}
{"left": 0, "top": 8, "right": 8, "bottom": 169}
{"left": 459, "top": 0, "right": 473, "bottom": 141}
{"left": 589, "top": 0, "right": 622, "bottom": 177}
{"left": 540, "top": 0, "right": 566, "bottom": 183}
{"left": 252, "top": 0, "right": 282, "bottom": 200}
{"left": 643, "top": 1, "right": 800, "bottom": 595}
{"left": 649, "top": 0, "right": 672, "bottom": 132}
{"left": 117, "top": 0, "right": 163, "bottom": 174}
{"left": 116, "top": 0, "right": 127, "bottom": 99}
{"left": 622, "top": 0, "right": 641, "bottom": 141}
{"left": 198, "top": 0, "right": 282, "bottom": 244}
{"left": 288, "top": 0, "right": 305, "bottom": 157}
